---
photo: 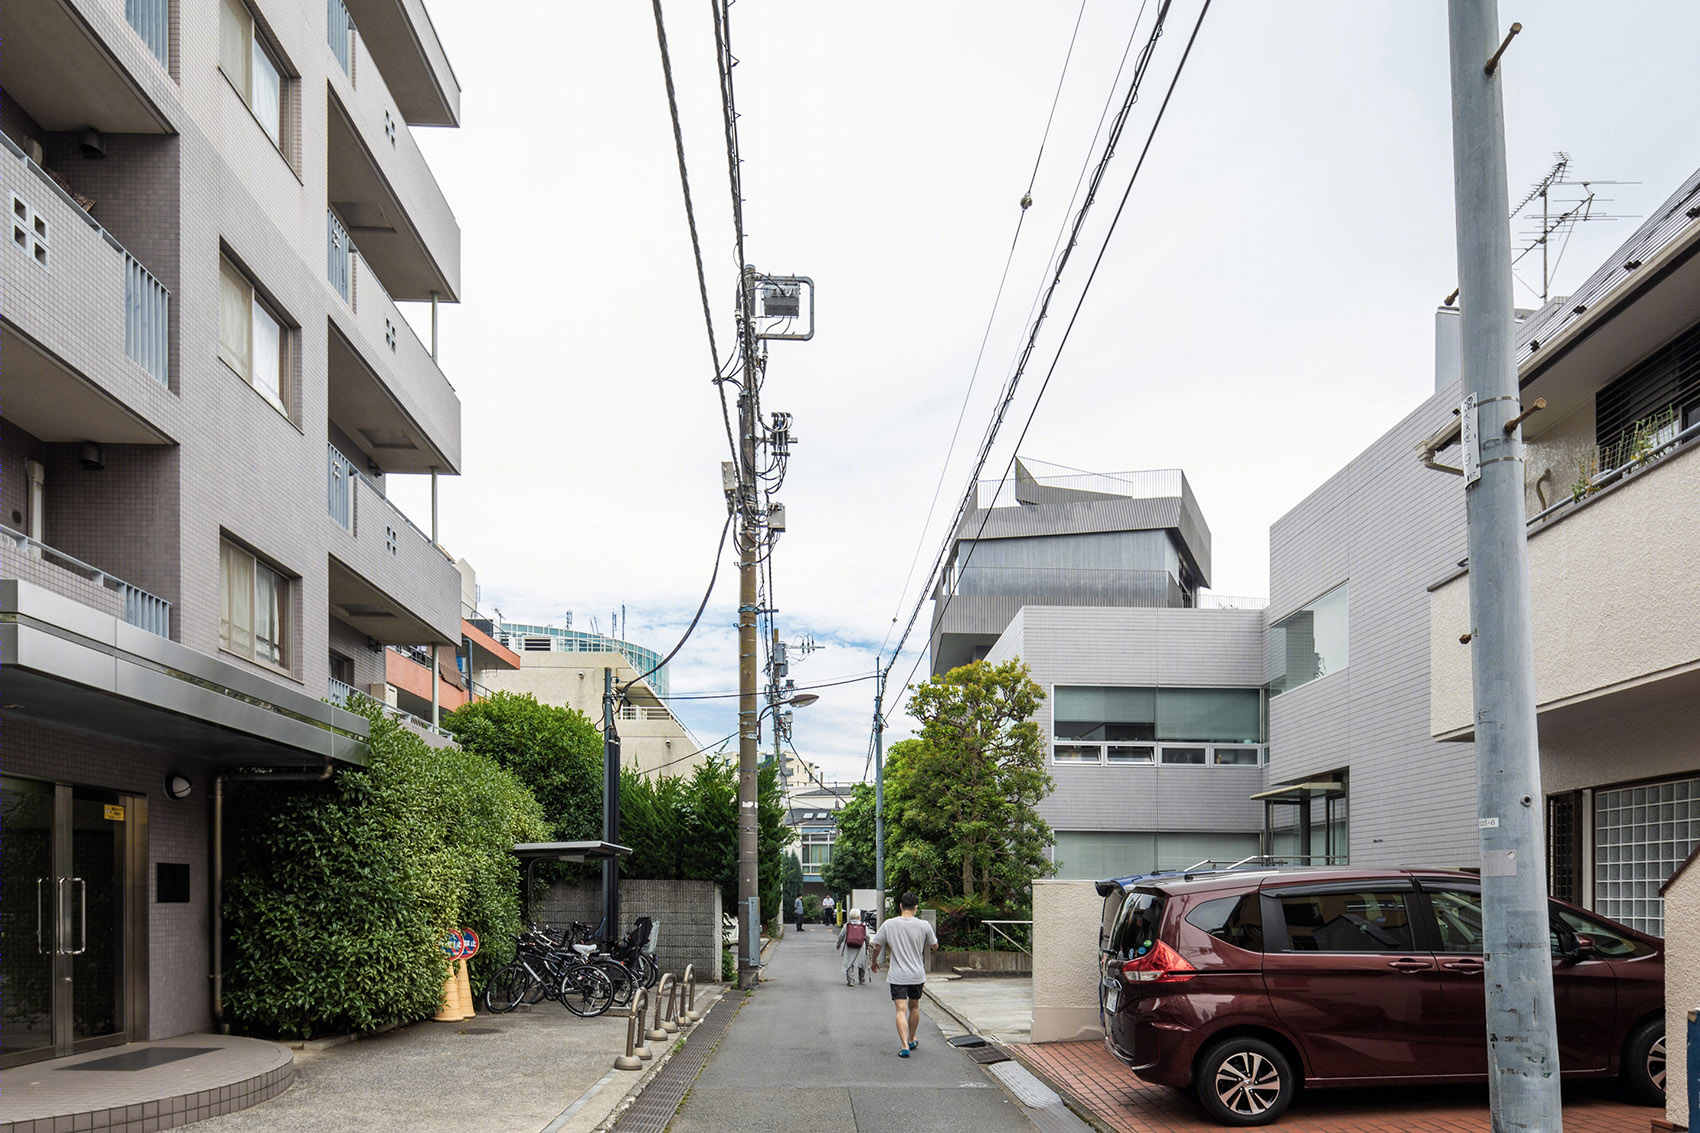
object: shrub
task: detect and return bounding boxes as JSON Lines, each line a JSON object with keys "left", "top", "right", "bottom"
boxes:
{"left": 222, "top": 707, "right": 547, "bottom": 1039}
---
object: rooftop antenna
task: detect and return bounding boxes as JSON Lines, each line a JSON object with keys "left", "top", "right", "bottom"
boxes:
{"left": 1511, "top": 154, "right": 1637, "bottom": 301}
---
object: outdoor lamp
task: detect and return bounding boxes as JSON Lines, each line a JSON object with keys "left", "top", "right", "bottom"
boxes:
{"left": 165, "top": 773, "right": 192, "bottom": 800}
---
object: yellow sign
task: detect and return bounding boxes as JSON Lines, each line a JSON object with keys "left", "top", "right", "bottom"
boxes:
{"left": 105, "top": 804, "right": 125, "bottom": 821}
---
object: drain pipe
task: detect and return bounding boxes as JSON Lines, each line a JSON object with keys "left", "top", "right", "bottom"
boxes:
{"left": 211, "top": 759, "right": 334, "bottom": 1027}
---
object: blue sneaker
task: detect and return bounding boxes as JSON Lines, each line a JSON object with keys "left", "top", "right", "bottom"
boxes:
{"left": 908, "top": 1040, "right": 917, "bottom": 1050}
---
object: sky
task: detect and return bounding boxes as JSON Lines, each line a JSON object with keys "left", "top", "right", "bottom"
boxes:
{"left": 387, "top": 1, "right": 1700, "bottom": 784}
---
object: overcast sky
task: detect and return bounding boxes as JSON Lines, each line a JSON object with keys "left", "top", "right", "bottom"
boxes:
{"left": 389, "top": 1, "right": 1700, "bottom": 784}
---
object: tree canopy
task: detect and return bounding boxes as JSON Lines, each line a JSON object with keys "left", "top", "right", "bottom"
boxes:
{"left": 818, "top": 781, "right": 877, "bottom": 896}
{"left": 443, "top": 691, "right": 603, "bottom": 843}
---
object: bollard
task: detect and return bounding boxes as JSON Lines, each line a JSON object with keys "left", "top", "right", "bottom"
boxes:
{"left": 681, "top": 964, "right": 700, "bottom": 1023}
{"left": 615, "top": 988, "right": 647, "bottom": 1070}
{"left": 647, "top": 974, "right": 675, "bottom": 1041}
{"left": 662, "top": 973, "right": 681, "bottom": 1033}
{"left": 632, "top": 988, "right": 653, "bottom": 1061}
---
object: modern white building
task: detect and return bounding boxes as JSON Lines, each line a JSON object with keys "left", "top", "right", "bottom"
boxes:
{"left": 1, "top": 0, "right": 464, "bottom": 1067}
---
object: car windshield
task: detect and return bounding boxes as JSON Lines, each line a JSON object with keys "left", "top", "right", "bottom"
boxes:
{"left": 1108, "top": 892, "right": 1167, "bottom": 961}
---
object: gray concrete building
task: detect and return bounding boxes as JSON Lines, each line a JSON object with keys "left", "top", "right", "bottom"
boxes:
{"left": 1, "top": 0, "right": 463, "bottom": 1066}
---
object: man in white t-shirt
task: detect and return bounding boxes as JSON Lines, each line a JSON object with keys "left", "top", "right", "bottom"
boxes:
{"left": 822, "top": 894, "right": 836, "bottom": 925}
{"left": 867, "top": 892, "right": 938, "bottom": 1057}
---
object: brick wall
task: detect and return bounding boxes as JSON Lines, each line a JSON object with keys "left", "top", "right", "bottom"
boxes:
{"left": 536, "top": 879, "right": 725, "bottom": 985}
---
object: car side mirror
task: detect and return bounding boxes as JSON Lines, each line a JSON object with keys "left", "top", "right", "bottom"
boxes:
{"left": 1555, "top": 928, "right": 1596, "bottom": 964}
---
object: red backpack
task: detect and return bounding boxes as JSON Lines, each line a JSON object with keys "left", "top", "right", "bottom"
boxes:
{"left": 845, "top": 921, "right": 866, "bottom": 948}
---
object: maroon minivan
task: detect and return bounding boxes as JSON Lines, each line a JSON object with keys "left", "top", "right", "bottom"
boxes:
{"left": 1099, "top": 867, "right": 1666, "bottom": 1126}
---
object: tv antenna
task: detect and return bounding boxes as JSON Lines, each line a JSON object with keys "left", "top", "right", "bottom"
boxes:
{"left": 1511, "top": 154, "right": 1637, "bottom": 302}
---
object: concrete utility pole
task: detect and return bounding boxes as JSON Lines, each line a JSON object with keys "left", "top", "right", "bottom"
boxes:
{"left": 602, "top": 668, "right": 621, "bottom": 942}
{"left": 735, "top": 267, "right": 762, "bottom": 990}
{"left": 1445, "top": 5, "right": 1563, "bottom": 1129}
{"left": 872, "top": 662, "right": 886, "bottom": 927}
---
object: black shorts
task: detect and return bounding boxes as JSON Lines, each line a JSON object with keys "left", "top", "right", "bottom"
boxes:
{"left": 888, "top": 981, "right": 923, "bottom": 1001}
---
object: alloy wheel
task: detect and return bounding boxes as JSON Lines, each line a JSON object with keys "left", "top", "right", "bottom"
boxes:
{"left": 1649, "top": 1033, "right": 1666, "bottom": 1094}
{"left": 1214, "top": 1050, "right": 1283, "bottom": 1118}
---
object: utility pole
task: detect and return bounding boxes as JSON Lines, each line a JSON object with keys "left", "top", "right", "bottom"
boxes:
{"left": 1445, "top": 6, "right": 1562, "bottom": 1130}
{"left": 602, "top": 668, "right": 621, "bottom": 943}
{"left": 872, "top": 660, "right": 886, "bottom": 927}
{"left": 735, "top": 267, "right": 763, "bottom": 990}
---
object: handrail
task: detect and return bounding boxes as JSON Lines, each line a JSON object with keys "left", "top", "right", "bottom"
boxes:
{"left": 985, "top": 919, "right": 1033, "bottom": 956}
{"left": 327, "top": 677, "right": 455, "bottom": 739}
{"left": 1527, "top": 419, "right": 1700, "bottom": 528}
{"left": 2, "top": 525, "right": 170, "bottom": 637}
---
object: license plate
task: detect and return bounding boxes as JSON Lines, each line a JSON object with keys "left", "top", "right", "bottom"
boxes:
{"left": 1103, "top": 983, "right": 1118, "bottom": 1013}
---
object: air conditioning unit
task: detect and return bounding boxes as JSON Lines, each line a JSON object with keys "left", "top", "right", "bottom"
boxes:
{"left": 369, "top": 682, "right": 397, "bottom": 707}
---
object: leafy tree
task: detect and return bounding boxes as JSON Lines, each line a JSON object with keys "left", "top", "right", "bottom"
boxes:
{"left": 818, "top": 781, "right": 877, "bottom": 896}
{"left": 885, "top": 659, "right": 1054, "bottom": 908}
{"left": 781, "top": 850, "right": 805, "bottom": 910}
{"left": 757, "top": 759, "right": 790, "bottom": 923}
{"left": 223, "top": 706, "right": 548, "bottom": 1038}
{"left": 443, "top": 692, "right": 603, "bottom": 844}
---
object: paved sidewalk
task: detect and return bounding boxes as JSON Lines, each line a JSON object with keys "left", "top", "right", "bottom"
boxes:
{"left": 659, "top": 928, "right": 1056, "bottom": 1133}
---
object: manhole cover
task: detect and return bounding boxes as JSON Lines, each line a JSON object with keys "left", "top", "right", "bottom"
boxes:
{"left": 456, "top": 1027, "right": 501, "bottom": 1035}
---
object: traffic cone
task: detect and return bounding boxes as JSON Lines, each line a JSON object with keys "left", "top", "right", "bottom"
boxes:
{"left": 433, "top": 964, "right": 459, "bottom": 1022}
{"left": 457, "top": 958, "right": 475, "bottom": 1018}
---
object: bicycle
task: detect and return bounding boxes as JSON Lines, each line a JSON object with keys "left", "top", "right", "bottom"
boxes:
{"left": 483, "top": 929, "right": 614, "bottom": 1017}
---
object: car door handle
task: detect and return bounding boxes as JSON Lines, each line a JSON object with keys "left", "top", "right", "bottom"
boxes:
{"left": 1442, "top": 959, "right": 1485, "bottom": 974}
{"left": 1387, "top": 958, "right": 1433, "bottom": 972}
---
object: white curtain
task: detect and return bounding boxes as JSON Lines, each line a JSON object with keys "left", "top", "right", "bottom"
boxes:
{"left": 252, "top": 299, "right": 283, "bottom": 407}
{"left": 219, "top": 0, "right": 249, "bottom": 95}
{"left": 218, "top": 262, "right": 251, "bottom": 378}
{"left": 251, "top": 41, "right": 281, "bottom": 146}
{"left": 254, "top": 564, "right": 282, "bottom": 666}
{"left": 220, "top": 541, "right": 253, "bottom": 657}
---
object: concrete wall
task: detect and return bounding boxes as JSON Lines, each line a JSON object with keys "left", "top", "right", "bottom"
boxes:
{"left": 1665, "top": 857, "right": 1698, "bottom": 1129}
{"left": 1430, "top": 443, "right": 1700, "bottom": 739}
{"left": 1268, "top": 380, "right": 1478, "bottom": 869}
{"left": 537, "top": 879, "right": 725, "bottom": 984}
{"left": 1031, "top": 880, "right": 1104, "bottom": 1042}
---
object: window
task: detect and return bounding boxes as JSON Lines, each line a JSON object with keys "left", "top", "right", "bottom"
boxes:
{"left": 1270, "top": 582, "right": 1349, "bottom": 696}
{"left": 221, "top": 539, "right": 288, "bottom": 669}
{"left": 1185, "top": 894, "right": 1265, "bottom": 952}
{"left": 1053, "top": 685, "right": 1264, "bottom": 764}
{"left": 219, "top": 258, "right": 287, "bottom": 412}
{"left": 1594, "top": 776, "right": 1698, "bottom": 935}
{"left": 220, "top": 0, "right": 286, "bottom": 150}
{"left": 1275, "top": 888, "right": 1413, "bottom": 953}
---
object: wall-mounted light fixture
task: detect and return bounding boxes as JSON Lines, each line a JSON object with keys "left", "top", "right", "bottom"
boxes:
{"left": 165, "top": 773, "right": 193, "bottom": 800}
{"left": 79, "top": 442, "right": 106, "bottom": 471}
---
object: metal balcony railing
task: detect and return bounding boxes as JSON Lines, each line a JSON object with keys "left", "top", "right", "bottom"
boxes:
{"left": 2, "top": 526, "right": 170, "bottom": 638}
{"left": 125, "top": 0, "right": 169, "bottom": 67}
{"left": 327, "top": 209, "right": 353, "bottom": 301}
{"left": 327, "top": 0, "right": 353, "bottom": 74}
{"left": 327, "top": 676, "right": 455, "bottom": 738}
{"left": 327, "top": 445, "right": 356, "bottom": 529}
{"left": 124, "top": 254, "right": 170, "bottom": 385}
{"left": 1527, "top": 419, "right": 1700, "bottom": 529}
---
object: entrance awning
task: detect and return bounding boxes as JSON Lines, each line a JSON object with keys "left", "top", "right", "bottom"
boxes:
{"left": 1251, "top": 781, "right": 1346, "bottom": 800}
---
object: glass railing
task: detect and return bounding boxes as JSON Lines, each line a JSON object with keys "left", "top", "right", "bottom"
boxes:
{"left": 125, "top": 0, "right": 169, "bottom": 67}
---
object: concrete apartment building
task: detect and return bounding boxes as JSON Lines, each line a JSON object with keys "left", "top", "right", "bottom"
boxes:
{"left": 1, "top": 0, "right": 463, "bottom": 1066}
{"left": 932, "top": 460, "right": 1271, "bottom": 881}
{"left": 479, "top": 620, "right": 709, "bottom": 779}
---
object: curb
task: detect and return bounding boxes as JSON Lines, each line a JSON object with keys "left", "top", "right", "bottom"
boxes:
{"left": 920, "top": 982, "right": 977, "bottom": 1034}
{"left": 1006, "top": 1047, "right": 1121, "bottom": 1133}
{"left": 591, "top": 986, "right": 728, "bottom": 1133}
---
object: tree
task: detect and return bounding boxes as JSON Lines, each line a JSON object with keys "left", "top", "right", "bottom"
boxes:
{"left": 443, "top": 692, "right": 602, "bottom": 844}
{"left": 780, "top": 850, "right": 805, "bottom": 911}
{"left": 818, "top": 781, "right": 876, "bottom": 896}
{"left": 885, "top": 658, "right": 1055, "bottom": 909}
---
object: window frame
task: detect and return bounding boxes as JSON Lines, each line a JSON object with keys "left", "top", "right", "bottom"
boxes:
{"left": 218, "top": 0, "right": 290, "bottom": 158}
{"left": 220, "top": 537, "right": 291, "bottom": 673}
{"left": 218, "top": 256, "right": 290, "bottom": 416}
{"left": 1269, "top": 581, "right": 1350, "bottom": 697}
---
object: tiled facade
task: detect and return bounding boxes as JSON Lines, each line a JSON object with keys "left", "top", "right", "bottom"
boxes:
{"left": 1, "top": 0, "right": 463, "bottom": 1069}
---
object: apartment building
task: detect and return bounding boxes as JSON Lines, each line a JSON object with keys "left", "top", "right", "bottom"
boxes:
{"left": 934, "top": 460, "right": 1271, "bottom": 880}
{"left": 479, "top": 620, "right": 708, "bottom": 778}
{"left": 1, "top": 0, "right": 463, "bottom": 1066}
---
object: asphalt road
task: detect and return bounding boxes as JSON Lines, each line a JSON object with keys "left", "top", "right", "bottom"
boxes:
{"left": 666, "top": 926, "right": 1040, "bottom": 1133}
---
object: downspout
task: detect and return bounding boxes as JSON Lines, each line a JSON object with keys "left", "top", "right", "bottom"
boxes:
{"left": 211, "top": 759, "right": 334, "bottom": 1028}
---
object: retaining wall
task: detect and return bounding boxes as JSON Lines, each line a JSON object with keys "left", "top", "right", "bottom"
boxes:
{"left": 536, "top": 878, "right": 724, "bottom": 983}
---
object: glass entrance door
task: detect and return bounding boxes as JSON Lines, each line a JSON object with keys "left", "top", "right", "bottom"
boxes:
{"left": 1, "top": 777, "right": 133, "bottom": 1067}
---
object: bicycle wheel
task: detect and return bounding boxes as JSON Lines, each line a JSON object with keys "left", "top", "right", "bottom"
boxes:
{"left": 521, "top": 958, "right": 551, "bottom": 1005}
{"left": 482, "top": 961, "right": 531, "bottom": 1014}
{"left": 593, "top": 957, "right": 636, "bottom": 1008}
{"left": 637, "top": 952, "right": 660, "bottom": 988}
{"left": 556, "top": 963, "right": 614, "bottom": 1018}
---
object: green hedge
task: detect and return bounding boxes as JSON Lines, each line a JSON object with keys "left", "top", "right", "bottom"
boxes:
{"left": 221, "top": 706, "right": 548, "bottom": 1039}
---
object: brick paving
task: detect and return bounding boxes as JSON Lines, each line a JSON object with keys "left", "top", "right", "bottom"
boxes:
{"left": 1013, "top": 1040, "right": 1662, "bottom": 1133}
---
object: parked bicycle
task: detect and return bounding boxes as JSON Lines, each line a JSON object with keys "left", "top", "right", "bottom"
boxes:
{"left": 482, "top": 926, "right": 615, "bottom": 1017}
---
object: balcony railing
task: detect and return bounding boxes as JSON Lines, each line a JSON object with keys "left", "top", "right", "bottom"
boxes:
{"left": 2, "top": 526, "right": 170, "bottom": 638}
{"left": 327, "top": 209, "right": 353, "bottom": 301}
{"left": 327, "top": 676, "right": 454, "bottom": 738}
{"left": 619, "top": 705, "right": 673, "bottom": 722}
{"left": 1527, "top": 418, "right": 1700, "bottom": 529}
{"left": 124, "top": 253, "right": 169, "bottom": 385}
{"left": 327, "top": 0, "right": 353, "bottom": 74}
{"left": 125, "top": 0, "right": 169, "bottom": 67}
{"left": 327, "top": 445, "right": 356, "bottom": 529}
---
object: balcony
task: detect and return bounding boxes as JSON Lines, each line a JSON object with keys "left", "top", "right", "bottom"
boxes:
{"left": 0, "top": 0, "right": 173, "bottom": 137}
{"left": 1430, "top": 432, "right": 1700, "bottom": 740}
{"left": 325, "top": 30, "right": 460, "bottom": 302}
{"left": 340, "top": 0, "right": 460, "bottom": 127}
{"left": 2, "top": 135, "right": 176, "bottom": 445}
{"left": 326, "top": 220, "right": 460, "bottom": 473}
{"left": 1, "top": 527, "right": 170, "bottom": 638}
{"left": 326, "top": 469, "right": 461, "bottom": 647}
{"left": 327, "top": 676, "right": 454, "bottom": 747}
{"left": 385, "top": 644, "right": 467, "bottom": 717}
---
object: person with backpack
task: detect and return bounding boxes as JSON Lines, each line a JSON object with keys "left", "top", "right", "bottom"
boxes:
{"left": 836, "top": 907, "right": 869, "bottom": 986}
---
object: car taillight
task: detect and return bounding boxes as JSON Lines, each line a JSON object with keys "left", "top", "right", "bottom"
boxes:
{"left": 1119, "top": 940, "right": 1196, "bottom": 983}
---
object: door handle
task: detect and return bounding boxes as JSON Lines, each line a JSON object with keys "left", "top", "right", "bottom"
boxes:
{"left": 37, "top": 877, "right": 51, "bottom": 953}
{"left": 71, "top": 877, "right": 88, "bottom": 955}
{"left": 1387, "top": 958, "right": 1432, "bottom": 972}
{"left": 1442, "top": 959, "right": 1485, "bottom": 974}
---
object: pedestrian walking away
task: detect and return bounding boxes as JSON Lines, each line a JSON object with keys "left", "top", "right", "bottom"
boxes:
{"left": 835, "top": 907, "right": 870, "bottom": 986}
{"left": 867, "top": 891, "right": 937, "bottom": 1057}
{"left": 793, "top": 895, "right": 806, "bottom": 932}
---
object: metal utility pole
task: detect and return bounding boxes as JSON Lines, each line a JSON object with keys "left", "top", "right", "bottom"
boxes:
{"left": 872, "top": 660, "right": 886, "bottom": 927}
{"left": 735, "top": 267, "right": 762, "bottom": 990}
{"left": 602, "top": 668, "right": 621, "bottom": 942}
{"left": 1445, "top": 6, "right": 1562, "bottom": 1130}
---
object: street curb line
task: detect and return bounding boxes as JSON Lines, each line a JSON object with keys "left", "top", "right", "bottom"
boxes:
{"left": 1006, "top": 1047, "right": 1121, "bottom": 1133}
{"left": 588, "top": 986, "right": 728, "bottom": 1133}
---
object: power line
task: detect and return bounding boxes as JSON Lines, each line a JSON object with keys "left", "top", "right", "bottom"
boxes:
{"left": 635, "top": 728, "right": 738, "bottom": 778}
{"left": 891, "top": 0, "right": 1214, "bottom": 704}
{"left": 618, "top": 510, "right": 734, "bottom": 696}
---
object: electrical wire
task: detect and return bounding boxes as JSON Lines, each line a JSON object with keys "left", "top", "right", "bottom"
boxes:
{"left": 618, "top": 510, "right": 734, "bottom": 696}
{"left": 892, "top": 0, "right": 1214, "bottom": 703}
{"left": 635, "top": 728, "right": 740, "bottom": 778}
{"left": 649, "top": 671, "right": 878, "bottom": 702}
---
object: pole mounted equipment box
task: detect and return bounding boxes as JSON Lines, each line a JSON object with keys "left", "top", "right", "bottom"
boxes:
{"left": 752, "top": 274, "right": 815, "bottom": 341}
{"left": 767, "top": 502, "right": 786, "bottom": 533}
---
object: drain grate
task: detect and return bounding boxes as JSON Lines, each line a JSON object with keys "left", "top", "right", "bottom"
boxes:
{"left": 456, "top": 1027, "right": 501, "bottom": 1035}
{"left": 965, "top": 1043, "right": 1011, "bottom": 1065}
{"left": 947, "top": 1033, "right": 988, "bottom": 1048}
{"left": 611, "top": 993, "right": 740, "bottom": 1133}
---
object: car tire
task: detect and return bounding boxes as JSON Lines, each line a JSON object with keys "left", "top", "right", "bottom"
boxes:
{"left": 1195, "top": 1037, "right": 1295, "bottom": 1127}
{"left": 1622, "top": 1018, "right": 1666, "bottom": 1106}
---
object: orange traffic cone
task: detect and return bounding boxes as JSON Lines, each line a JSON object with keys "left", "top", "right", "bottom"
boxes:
{"left": 457, "top": 958, "right": 475, "bottom": 1018}
{"left": 433, "top": 964, "right": 460, "bottom": 1022}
